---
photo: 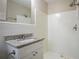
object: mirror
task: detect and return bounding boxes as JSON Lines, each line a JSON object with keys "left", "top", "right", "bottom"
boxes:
{"left": 6, "top": 0, "right": 33, "bottom": 24}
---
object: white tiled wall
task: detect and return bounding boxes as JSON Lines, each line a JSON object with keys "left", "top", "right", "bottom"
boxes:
{"left": 48, "top": 10, "right": 79, "bottom": 59}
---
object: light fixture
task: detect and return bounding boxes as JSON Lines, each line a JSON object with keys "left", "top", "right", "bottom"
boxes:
{"left": 55, "top": 13, "right": 61, "bottom": 17}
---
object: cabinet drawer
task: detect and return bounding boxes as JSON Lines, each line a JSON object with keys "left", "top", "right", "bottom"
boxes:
{"left": 20, "top": 47, "right": 43, "bottom": 59}
{"left": 19, "top": 41, "right": 43, "bottom": 58}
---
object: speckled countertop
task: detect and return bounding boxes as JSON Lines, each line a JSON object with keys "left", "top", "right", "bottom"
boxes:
{"left": 6, "top": 38, "right": 44, "bottom": 48}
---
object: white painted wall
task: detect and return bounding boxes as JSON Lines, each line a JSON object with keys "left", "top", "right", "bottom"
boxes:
{"left": 31, "top": 0, "right": 48, "bottom": 53}
{"left": 36, "top": 9, "right": 48, "bottom": 53}
{"left": 48, "top": 10, "right": 79, "bottom": 59}
{"left": 0, "top": 0, "right": 7, "bottom": 20}
{"left": 0, "top": 22, "right": 36, "bottom": 36}
{"left": 77, "top": 0, "right": 79, "bottom": 2}
{"left": 32, "top": 0, "right": 48, "bottom": 14}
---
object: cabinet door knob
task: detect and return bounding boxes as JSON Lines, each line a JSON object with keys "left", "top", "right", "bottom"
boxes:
{"left": 35, "top": 51, "right": 38, "bottom": 54}
{"left": 9, "top": 50, "right": 16, "bottom": 55}
{"left": 33, "top": 54, "right": 36, "bottom": 56}
{"left": 32, "top": 51, "right": 38, "bottom": 56}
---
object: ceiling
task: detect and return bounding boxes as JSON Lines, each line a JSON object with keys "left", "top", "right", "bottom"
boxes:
{"left": 44, "top": 0, "right": 73, "bottom": 5}
{"left": 10, "top": 0, "right": 75, "bottom": 14}
{"left": 44, "top": 0, "right": 75, "bottom": 14}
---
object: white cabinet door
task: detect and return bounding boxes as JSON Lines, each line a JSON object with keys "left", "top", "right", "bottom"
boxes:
{"left": 21, "top": 52, "right": 33, "bottom": 59}
{"left": 19, "top": 41, "right": 43, "bottom": 59}
{"left": 0, "top": 0, "right": 7, "bottom": 20}
{"left": 21, "top": 47, "right": 43, "bottom": 59}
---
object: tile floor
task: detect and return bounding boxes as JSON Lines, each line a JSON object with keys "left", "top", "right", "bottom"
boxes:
{"left": 44, "top": 52, "right": 74, "bottom": 59}
{"left": 44, "top": 52, "right": 61, "bottom": 59}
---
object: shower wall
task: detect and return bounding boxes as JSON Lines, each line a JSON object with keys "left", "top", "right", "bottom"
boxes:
{"left": 48, "top": 10, "right": 79, "bottom": 59}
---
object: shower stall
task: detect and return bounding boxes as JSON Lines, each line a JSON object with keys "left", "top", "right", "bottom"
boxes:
{"left": 47, "top": 0, "right": 79, "bottom": 59}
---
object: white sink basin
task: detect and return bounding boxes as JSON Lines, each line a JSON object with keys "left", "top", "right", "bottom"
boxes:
{"left": 18, "top": 39, "right": 34, "bottom": 43}
{"left": 6, "top": 39, "right": 35, "bottom": 48}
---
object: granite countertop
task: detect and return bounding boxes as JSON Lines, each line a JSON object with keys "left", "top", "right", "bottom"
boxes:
{"left": 6, "top": 38, "right": 44, "bottom": 48}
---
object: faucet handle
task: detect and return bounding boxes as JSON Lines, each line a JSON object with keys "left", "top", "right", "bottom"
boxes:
{"left": 21, "top": 35, "right": 25, "bottom": 39}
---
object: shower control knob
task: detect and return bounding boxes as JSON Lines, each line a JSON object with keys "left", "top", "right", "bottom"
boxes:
{"left": 33, "top": 54, "right": 36, "bottom": 56}
{"left": 32, "top": 51, "right": 38, "bottom": 56}
{"left": 9, "top": 50, "right": 16, "bottom": 55}
{"left": 12, "top": 50, "right": 16, "bottom": 55}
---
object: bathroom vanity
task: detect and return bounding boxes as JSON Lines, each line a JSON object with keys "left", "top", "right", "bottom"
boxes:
{"left": 6, "top": 39, "right": 44, "bottom": 59}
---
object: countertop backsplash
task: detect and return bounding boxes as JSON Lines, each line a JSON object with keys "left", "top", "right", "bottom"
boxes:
{"left": 5, "top": 33, "right": 34, "bottom": 41}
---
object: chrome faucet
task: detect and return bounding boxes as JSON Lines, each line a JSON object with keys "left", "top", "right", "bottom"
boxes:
{"left": 21, "top": 35, "right": 26, "bottom": 40}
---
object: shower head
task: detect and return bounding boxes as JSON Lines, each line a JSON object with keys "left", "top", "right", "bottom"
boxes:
{"left": 70, "top": 0, "right": 76, "bottom": 7}
{"left": 70, "top": 0, "right": 79, "bottom": 7}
